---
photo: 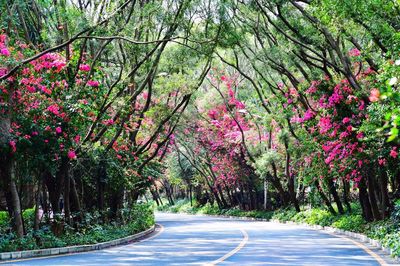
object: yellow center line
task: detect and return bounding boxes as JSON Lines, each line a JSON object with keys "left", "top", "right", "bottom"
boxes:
{"left": 0, "top": 224, "right": 164, "bottom": 264}
{"left": 324, "top": 231, "right": 387, "bottom": 266}
{"left": 206, "top": 228, "right": 249, "bottom": 265}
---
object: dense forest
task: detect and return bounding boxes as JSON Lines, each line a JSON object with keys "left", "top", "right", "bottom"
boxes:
{"left": 0, "top": 0, "right": 399, "bottom": 253}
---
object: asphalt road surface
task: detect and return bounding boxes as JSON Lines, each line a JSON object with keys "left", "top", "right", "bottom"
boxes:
{"left": 2, "top": 212, "right": 399, "bottom": 265}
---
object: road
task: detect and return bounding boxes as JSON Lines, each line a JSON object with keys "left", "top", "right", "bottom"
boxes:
{"left": 2, "top": 212, "right": 398, "bottom": 265}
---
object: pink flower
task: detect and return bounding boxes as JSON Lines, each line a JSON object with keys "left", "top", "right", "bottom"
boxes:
{"left": 78, "top": 99, "right": 88, "bottom": 105}
{"left": 339, "top": 132, "right": 349, "bottom": 139}
{"left": 0, "top": 48, "right": 10, "bottom": 56}
{"left": 349, "top": 48, "right": 361, "bottom": 57}
{"left": 47, "top": 104, "right": 60, "bottom": 115}
{"left": 87, "top": 80, "right": 99, "bottom": 87}
{"left": 369, "top": 89, "right": 380, "bottom": 102}
{"left": 318, "top": 117, "right": 332, "bottom": 134}
{"left": 103, "top": 119, "right": 114, "bottom": 126}
{"left": 302, "top": 109, "right": 315, "bottom": 121}
{"left": 356, "top": 132, "right": 364, "bottom": 139}
{"left": 342, "top": 117, "right": 350, "bottom": 124}
{"left": 67, "top": 150, "right": 77, "bottom": 160}
{"left": 0, "top": 67, "right": 7, "bottom": 77}
{"left": 378, "top": 158, "right": 387, "bottom": 166}
{"left": 26, "top": 86, "right": 36, "bottom": 93}
{"left": 358, "top": 100, "right": 365, "bottom": 110}
{"left": 390, "top": 147, "right": 398, "bottom": 158}
{"left": 74, "top": 135, "right": 81, "bottom": 143}
{"left": 9, "top": 140, "right": 16, "bottom": 153}
{"left": 55, "top": 127, "right": 62, "bottom": 134}
{"left": 79, "top": 64, "right": 91, "bottom": 72}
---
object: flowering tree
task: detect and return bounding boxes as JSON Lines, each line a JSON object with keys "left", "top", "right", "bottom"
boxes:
{"left": 0, "top": 0, "right": 219, "bottom": 240}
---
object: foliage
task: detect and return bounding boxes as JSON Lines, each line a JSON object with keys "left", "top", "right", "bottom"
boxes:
{"left": 0, "top": 204, "right": 154, "bottom": 252}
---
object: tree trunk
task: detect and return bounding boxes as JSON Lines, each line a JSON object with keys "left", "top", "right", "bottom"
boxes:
{"left": 41, "top": 181, "right": 49, "bottom": 220}
{"left": 150, "top": 189, "right": 161, "bottom": 206}
{"left": 217, "top": 185, "right": 228, "bottom": 208}
{"left": 342, "top": 179, "right": 351, "bottom": 212}
{"left": 97, "top": 164, "right": 106, "bottom": 211}
{"left": 284, "top": 140, "right": 300, "bottom": 212}
{"left": 9, "top": 160, "right": 25, "bottom": 237}
{"left": 0, "top": 82, "right": 23, "bottom": 237}
{"left": 378, "top": 169, "right": 390, "bottom": 219}
{"left": 328, "top": 179, "right": 344, "bottom": 214}
{"left": 70, "top": 176, "right": 81, "bottom": 213}
{"left": 367, "top": 171, "right": 382, "bottom": 221}
{"left": 64, "top": 165, "right": 71, "bottom": 225}
{"left": 264, "top": 179, "right": 268, "bottom": 210}
{"left": 270, "top": 164, "right": 289, "bottom": 206}
{"left": 315, "top": 180, "right": 336, "bottom": 215}
{"left": 189, "top": 184, "right": 193, "bottom": 206}
{"left": 359, "top": 177, "right": 373, "bottom": 222}
{"left": 34, "top": 181, "right": 41, "bottom": 231}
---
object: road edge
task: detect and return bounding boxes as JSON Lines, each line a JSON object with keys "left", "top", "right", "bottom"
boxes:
{"left": 0, "top": 224, "right": 156, "bottom": 261}
{"left": 157, "top": 212, "right": 399, "bottom": 263}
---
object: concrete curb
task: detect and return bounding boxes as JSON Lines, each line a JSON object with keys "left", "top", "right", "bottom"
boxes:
{"left": 0, "top": 225, "right": 155, "bottom": 261}
{"left": 160, "top": 212, "right": 399, "bottom": 262}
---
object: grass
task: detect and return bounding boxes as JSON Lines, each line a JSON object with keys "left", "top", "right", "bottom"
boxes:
{"left": 157, "top": 199, "right": 400, "bottom": 257}
{"left": 0, "top": 203, "right": 154, "bottom": 252}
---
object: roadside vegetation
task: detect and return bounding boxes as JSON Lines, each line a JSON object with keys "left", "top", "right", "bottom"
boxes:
{"left": 0, "top": 203, "right": 153, "bottom": 252}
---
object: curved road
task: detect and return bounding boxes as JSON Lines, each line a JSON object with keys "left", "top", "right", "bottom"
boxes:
{"left": 2, "top": 213, "right": 398, "bottom": 265}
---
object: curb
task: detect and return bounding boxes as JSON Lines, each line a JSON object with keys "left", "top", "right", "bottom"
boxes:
{"left": 159, "top": 212, "right": 399, "bottom": 262}
{"left": 0, "top": 225, "right": 156, "bottom": 261}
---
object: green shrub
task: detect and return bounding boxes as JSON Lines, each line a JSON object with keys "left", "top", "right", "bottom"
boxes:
{"left": 0, "top": 204, "right": 154, "bottom": 252}
{"left": 0, "top": 211, "right": 10, "bottom": 234}
{"left": 332, "top": 214, "right": 365, "bottom": 232}
{"left": 223, "top": 208, "right": 244, "bottom": 217}
{"left": 271, "top": 208, "right": 298, "bottom": 221}
{"left": 391, "top": 199, "right": 400, "bottom": 225}
{"left": 198, "top": 203, "right": 219, "bottom": 215}
{"left": 304, "top": 209, "right": 335, "bottom": 226}
{"left": 34, "top": 227, "right": 66, "bottom": 248}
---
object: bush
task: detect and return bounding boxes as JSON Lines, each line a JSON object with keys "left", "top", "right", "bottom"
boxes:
{"left": 0, "top": 203, "right": 154, "bottom": 252}
{"left": 332, "top": 214, "right": 365, "bottom": 232}
{"left": 0, "top": 211, "right": 9, "bottom": 234}
{"left": 304, "top": 209, "right": 335, "bottom": 226}
{"left": 391, "top": 199, "right": 400, "bottom": 225}
{"left": 197, "top": 203, "right": 219, "bottom": 215}
{"left": 271, "top": 208, "right": 298, "bottom": 221}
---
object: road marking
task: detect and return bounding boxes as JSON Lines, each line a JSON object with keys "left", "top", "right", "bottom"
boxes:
{"left": 207, "top": 228, "right": 249, "bottom": 265}
{"left": 324, "top": 231, "right": 387, "bottom": 266}
{"left": 0, "top": 224, "right": 163, "bottom": 264}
